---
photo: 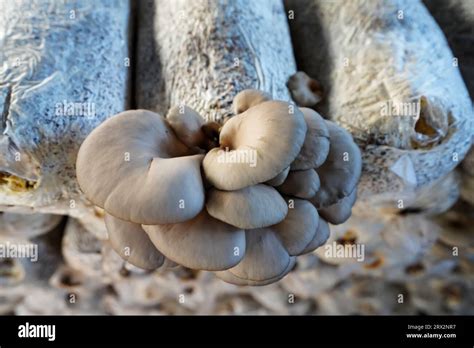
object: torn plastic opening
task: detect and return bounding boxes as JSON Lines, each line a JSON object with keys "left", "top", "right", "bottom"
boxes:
{"left": 0, "top": 136, "right": 40, "bottom": 193}
{"left": 0, "top": 172, "right": 38, "bottom": 193}
{"left": 411, "top": 96, "right": 449, "bottom": 149}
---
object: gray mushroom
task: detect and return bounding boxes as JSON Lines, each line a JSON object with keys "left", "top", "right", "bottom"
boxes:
{"left": 266, "top": 166, "right": 290, "bottom": 186}
{"left": 300, "top": 218, "right": 330, "bottom": 254}
{"left": 166, "top": 105, "right": 208, "bottom": 149}
{"left": 272, "top": 198, "right": 319, "bottom": 256}
{"left": 76, "top": 109, "right": 205, "bottom": 225}
{"left": 215, "top": 229, "right": 296, "bottom": 286}
{"left": 206, "top": 184, "right": 288, "bottom": 229}
{"left": 167, "top": 105, "right": 221, "bottom": 151}
{"left": 203, "top": 100, "right": 307, "bottom": 190}
{"left": 143, "top": 210, "right": 245, "bottom": 271}
{"left": 104, "top": 213, "right": 166, "bottom": 271}
{"left": 291, "top": 107, "right": 330, "bottom": 170}
{"left": 287, "top": 71, "right": 323, "bottom": 107}
{"left": 319, "top": 189, "right": 357, "bottom": 225}
{"left": 232, "top": 89, "right": 271, "bottom": 114}
{"left": 276, "top": 169, "right": 320, "bottom": 199}
{"left": 311, "top": 120, "right": 362, "bottom": 208}
{"left": 215, "top": 198, "right": 327, "bottom": 286}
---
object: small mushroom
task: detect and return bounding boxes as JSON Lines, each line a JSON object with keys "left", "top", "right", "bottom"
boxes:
{"left": 266, "top": 166, "right": 290, "bottom": 186}
{"left": 104, "top": 213, "right": 166, "bottom": 270}
{"left": 215, "top": 229, "right": 296, "bottom": 286}
{"left": 318, "top": 189, "right": 357, "bottom": 225}
{"left": 206, "top": 184, "right": 288, "bottom": 229}
{"left": 287, "top": 71, "right": 323, "bottom": 107}
{"left": 232, "top": 89, "right": 271, "bottom": 114}
{"left": 76, "top": 110, "right": 205, "bottom": 225}
{"left": 166, "top": 105, "right": 207, "bottom": 149}
{"left": 300, "top": 218, "right": 330, "bottom": 254}
{"left": 167, "top": 105, "right": 220, "bottom": 150}
{"left": 143, "top": 210, "right": 245, "bottom": 271}
{"left": 291, "top": 108, "right": 330, "bottom": 170}
{"left": 276, "top": 169, "right": 320, "bottom": 199}
{"left": 311, "top": 120, "right": 362, "bottom": 208}
{"left": 203, "top": 100, "right": 307, "bottom": 190}
{"left": 272, "top": 198, "right": 319, "bottom": 256}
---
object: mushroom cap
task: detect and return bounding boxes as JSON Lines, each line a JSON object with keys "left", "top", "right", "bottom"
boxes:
{"left": 287, "top": 71, "right": 323, "bottom": 107}
{"left": 291, "top": 108, "right": 330, "bottom": 170}
{"left": 311, "top": 121, "right": 362, "bottom": 208}
{"left": 272, "top": 198, "right": 319, "bottom": 256}
{"left": 215, "top": 228, "right": 296, "bottom": 286}
{"left": 143, "top": 210, "right": 245, "bottom": 271}
{"left": 76, "top": 109, "right": 205, "bottom": 225}
{"left": 104, "top": 213, "right": 165, "bottom": 270}
{"left": 206, "top": 184, "right": 288, "bottom": 229}
{"left": 300, "top": 218, "right": 330, "bottom": 254}
{"left": 215, "top": 257, "right": 296, "bottom": 287}
{"left": 266, "top": 166, "right": 290, "bottom": 186}
{"left": 277, "top": 168, "right": 320, "bottom": 199}
{"left": 318, "top": 189, "right": 357, "bottom": 225}
{"left": 203, "top": 101, "right": 307, "bottom": 190}
{"left": 233, "top": 89, "right": 271, "bottom": 114}
{"left": 166, "top": 105, "right": 206, "bottom": 149}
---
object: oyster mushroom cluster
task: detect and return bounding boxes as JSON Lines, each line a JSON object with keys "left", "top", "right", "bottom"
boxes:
{"left": 76, "top": 89, "right": 362, "bottom": 286}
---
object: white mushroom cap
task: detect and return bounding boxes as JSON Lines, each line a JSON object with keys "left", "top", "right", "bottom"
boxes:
{"left": 311, "top": 120, "right": 362, "bottom": 208}
{"left": 266, "top": 166, "right": 290, "bottom": 186}
{"left": 215, "top": 228, "right": 296, "bottom": 286}
{"left": 143, "top": 210, "right": 245, "bottom": 271}
{"left": 276, "top": 168, "right": 320, "bottom": 199}
{"left": 319, "top": 189, "right": 357, "bottom": 225}
{"left": 300, "top": 218, "right": 330, "bottom": 255}
{"left": 206, "top": 184, "right": 288, "bottom": 229}
{"left": 166, "top": 105, "right": 206, "bottom": 149}
{"left": 76, "top": 110, "right": 206, "bottom": 224}
{"left": 233, "top": 89, "right": 271, "bottom": 114}
{"left": 203, "top": 101, "right": 307, "bottom": 190}
{"left": 104, "top": 213, "right": 165, "bottom": 270}
{"left": 291, "top": 108, "right": 330, "bottom": 170}
{"left": 272, "top": 198, "right": 319, "bottom": 256}
{"left": 287, "top": 71, "right": 323, "bottom": 107}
